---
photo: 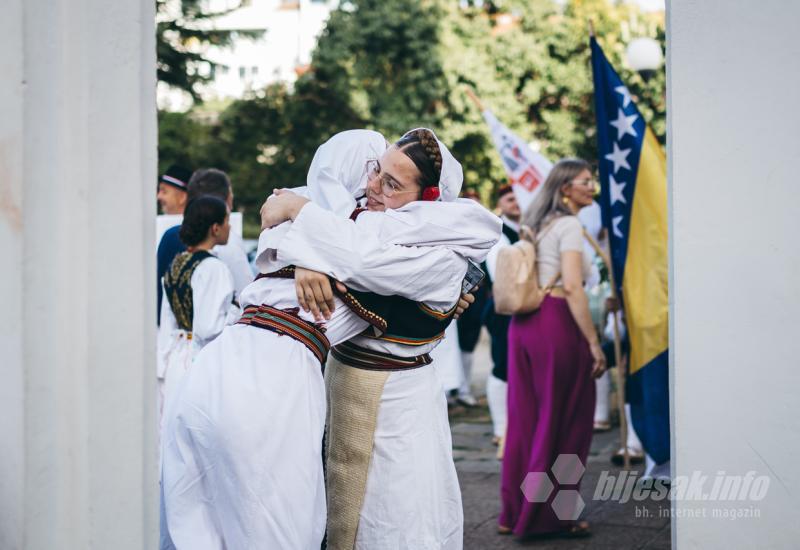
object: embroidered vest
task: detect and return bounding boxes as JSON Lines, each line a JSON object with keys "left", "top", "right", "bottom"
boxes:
{"left": 163, "top": 250, "right": 213, "bottom": 331}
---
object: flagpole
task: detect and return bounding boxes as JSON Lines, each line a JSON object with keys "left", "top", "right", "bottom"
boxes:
{"left": 585, "top": 230, "right": 631, "bottom": 471}
{"left": 587, "top": 21, "right": 631, "bottom": 471}
{"left": 464, "top": 86, "right": 485, "bottom": 112}
{"left": 606, "top": 248, "right": 631, "bottom": 471}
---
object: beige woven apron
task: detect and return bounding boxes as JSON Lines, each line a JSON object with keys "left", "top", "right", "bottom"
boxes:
{"left": 324, "top": 355, "right": 389, "bottom": 549}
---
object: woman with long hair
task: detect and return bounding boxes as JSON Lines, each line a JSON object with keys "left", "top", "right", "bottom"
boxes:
{"left": 157, "top": 196, "right": 237, "bottom": 428}
{"left": 499, "top": 158, "right": 607, "bottom": 539}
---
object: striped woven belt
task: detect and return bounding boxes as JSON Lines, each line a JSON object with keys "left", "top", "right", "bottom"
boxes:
{"left": 237, "top": 304, "right": 330, "bottom": 365}
{"left": 330, "top": 340, "right": 432, "bottom": 372}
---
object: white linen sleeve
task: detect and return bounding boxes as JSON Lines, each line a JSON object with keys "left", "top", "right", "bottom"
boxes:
{"left": 157, "top": 285, "right": 177, "bottom": 379}
{"left": 214, "top": 230, "right": 255, "bottom": 298}
{"left": 276, "top": 202, "right": 467, "bottom": 310}
{"left": 190, "top": 259, "right": 236, "bottom": 343}
{"left": 485, "top": 233, "right": 511, "bottom": 283}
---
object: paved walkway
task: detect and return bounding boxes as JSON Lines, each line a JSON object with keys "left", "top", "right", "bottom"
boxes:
{"left": 450, "top": 332, "right": 671, "bottom": 549}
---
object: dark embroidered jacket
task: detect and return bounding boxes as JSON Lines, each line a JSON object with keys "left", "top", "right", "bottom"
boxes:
{"left": 163, "top": 251, "right": 213, "bottom": 331}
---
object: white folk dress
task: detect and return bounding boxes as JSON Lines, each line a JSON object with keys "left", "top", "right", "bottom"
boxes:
{"left": 265, "top": 202, "right": 499, "bottom": 550}
{"left": 157, "top": 253, "right": 237, "bottom": 430}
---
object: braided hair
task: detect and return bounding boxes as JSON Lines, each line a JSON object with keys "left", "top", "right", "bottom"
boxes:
{"left": 179, "top": 196, "right": 228, "bottom": 247}
{"left": 395, "top": 129, "right": 442, "bottom": 191}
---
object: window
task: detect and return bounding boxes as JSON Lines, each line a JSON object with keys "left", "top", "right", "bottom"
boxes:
{"left": 251, "top": 66, "right": 259, "bottom": 76}
{"left": 239, "top": 66, "right": 246, "bottom": 79}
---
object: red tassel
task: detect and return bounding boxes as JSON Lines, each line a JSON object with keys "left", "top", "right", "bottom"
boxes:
{"left": 422, "top": 186, "right": 440, "bottom": 201}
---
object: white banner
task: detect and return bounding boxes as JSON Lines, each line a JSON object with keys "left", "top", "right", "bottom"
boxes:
{"left": 483, "top": 110, "right": 553, "bottom": 212}
{"left": 156, "top": 212, "right": 244, "bottom": 246}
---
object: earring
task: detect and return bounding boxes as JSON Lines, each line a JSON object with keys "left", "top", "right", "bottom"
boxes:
{"left": 562, "top": 195, "right": 570, "bottom": 205}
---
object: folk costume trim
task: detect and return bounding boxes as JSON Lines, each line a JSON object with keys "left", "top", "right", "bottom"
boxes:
{"left": 331, "top": 340, "right": 432, "bottom": 371}
{"left": 237, "top": 304, "right": 330, "bottom": 365}
{"left": 257, "top": 266, "right": 455, "bottom": 346}
{"left": 257, "top": 267, "right": 389, "bottom": 333}
{"left": 163, "top": 250, "right": 213, "bottom": 331}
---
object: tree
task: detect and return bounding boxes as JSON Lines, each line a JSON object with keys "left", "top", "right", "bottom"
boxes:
{"left": 156, "top": 0, "right": 261, "bottom": 102}
{"left": 158, "top": 0, "right": 666, "bottom": 236}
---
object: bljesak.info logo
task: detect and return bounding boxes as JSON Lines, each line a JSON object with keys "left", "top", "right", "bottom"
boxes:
{"left": 521, "top": 454, "right": 769, "bottom": 521}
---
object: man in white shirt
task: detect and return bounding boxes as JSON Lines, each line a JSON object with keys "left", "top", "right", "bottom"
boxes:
{"left": 483, "top": 183, "right": 521, "bottom": 455}
{"left": 158, "top": 169, "right": 255, "bottom": 305}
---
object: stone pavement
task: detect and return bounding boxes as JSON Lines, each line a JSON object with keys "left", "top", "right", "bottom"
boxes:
{"left": 449, "top": 402, "right": 671, "bottom": 549}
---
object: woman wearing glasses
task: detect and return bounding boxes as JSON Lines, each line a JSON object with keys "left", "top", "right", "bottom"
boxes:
{"left": 498, "top": 158, "right": 607, "bottom": 540}
{"left": 261, "top": 129, "right": 489, "bottom": 550}
{"left": 160, "top": 128, "right": 500, "bottom": 550}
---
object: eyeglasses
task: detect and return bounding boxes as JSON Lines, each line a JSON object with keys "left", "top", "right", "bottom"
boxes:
{"left": 571, "top": 177, "right": 601, "bottom": 195}
{"left": 571, "top": 178, "right": 598, "bottom": 188}
{"left": 366, "top": 159, "right": 418, "bottom": 198}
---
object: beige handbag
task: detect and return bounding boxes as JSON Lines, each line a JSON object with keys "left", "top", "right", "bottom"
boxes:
{"left": 493, "top": 223, "right": 559, "bottom": 315}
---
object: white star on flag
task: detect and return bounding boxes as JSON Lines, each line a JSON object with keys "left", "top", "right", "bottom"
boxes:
{"left": 609, "top": 109, "right": 638, "bottom": 140}
{"left": 614, "top": 85, "right": 632, "bottom": 108}
{"left": 609, "top": 174, "right": 627, "bottom": 204}
{"left": 612, "top": 215, "right": 624, "bottom": 238}
{"left": 605, "top": 142, "right": 631, "bottom": 174}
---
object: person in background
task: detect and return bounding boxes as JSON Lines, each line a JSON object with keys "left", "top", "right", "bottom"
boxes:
{"left": 156, "top": 165, "right": 193, "bottom": 319}
{"left": 602, "top": 300, "right": 645, "bottom": 466}
{"left": 483, "top": 183, "right": 521, "bottom": 456}
{"left": 578, "top": 200, "right": 612, "bottom": 432}
{"left": 157, "top": 169, "right": 255, "bottom": 319}
{"left": 158, "top": 196, "right": 238, "bottom": 430}
{"left": 499, "top": 159, "right": 606, "bottom": 539}
{"left": 453, "top": 188, "right": 489, "bottom": 407}
{"left": 157, "top": 164, "right": 192, "bottom": 215}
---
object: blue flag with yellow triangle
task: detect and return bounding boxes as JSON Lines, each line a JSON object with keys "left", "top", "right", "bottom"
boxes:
{"left": 590, "top": 36, "right": 670, "bottom": 465}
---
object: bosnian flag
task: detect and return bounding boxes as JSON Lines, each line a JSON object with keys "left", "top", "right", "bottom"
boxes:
{"left": 591, "top": 36, "right": 669, "bottom": 465}
{"left": 482, "top": 110, "right": 553, "bottom": 212}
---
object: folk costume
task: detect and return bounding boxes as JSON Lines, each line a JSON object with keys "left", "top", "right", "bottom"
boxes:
{"left": 157, "top": 250, "right": 237, "bottom": 430}
{"left": 483, "top": 204, "right": 520, "bottom": 443}
{"left": 259, "top": 129, "right": 500, "bottom": 550}
{"left": 159, "top": 130, "right": 501, "bottom": 550}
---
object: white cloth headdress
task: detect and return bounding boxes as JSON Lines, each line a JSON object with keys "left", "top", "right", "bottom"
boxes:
{"left": 400, "top": 128, "right": 463, "bottom": 202}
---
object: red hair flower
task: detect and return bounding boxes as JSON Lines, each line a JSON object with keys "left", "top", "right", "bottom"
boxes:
{"left": 422, "top": 186, "right": 440, "bottom": 201}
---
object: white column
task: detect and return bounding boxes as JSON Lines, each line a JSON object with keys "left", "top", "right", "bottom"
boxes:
{"left": 669, "top": 1, "right": 800, "bottom": 548}
{"left": 0, "top": 1, "right": 157, "bottom": 548}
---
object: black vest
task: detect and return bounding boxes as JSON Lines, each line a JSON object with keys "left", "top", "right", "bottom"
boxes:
{"left": 163, "top": 250, "right": 213, "bottom": 331}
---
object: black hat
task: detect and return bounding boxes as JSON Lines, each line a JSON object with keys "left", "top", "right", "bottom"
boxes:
{"left": 160, "top": 165, "right": 192, "bottom": 191}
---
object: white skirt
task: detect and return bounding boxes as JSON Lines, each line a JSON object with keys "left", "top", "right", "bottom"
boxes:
{"left": 430, "top": 323, "right": 464, "bottom": 393}
{"left": 159, "top": 324, "right": 327, "bottom": 550}
{"left": 354, "top": 366, "right": 464, "bottom": 549}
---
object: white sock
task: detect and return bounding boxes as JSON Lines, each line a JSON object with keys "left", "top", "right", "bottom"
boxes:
{"left": 486, "top": 374, "right": 507, "bottom": 439}
{"left": 594, "top": 370, "right": 611, "bottom": 423}
{"left": 458, "top": 351, "right": 474, "bottom": 397}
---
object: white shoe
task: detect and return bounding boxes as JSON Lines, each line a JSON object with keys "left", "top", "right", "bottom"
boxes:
{"left": 456, "top": 393, "right": 478, "bottom": 407}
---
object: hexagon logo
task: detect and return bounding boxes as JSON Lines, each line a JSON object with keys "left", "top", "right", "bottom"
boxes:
{"left": 520, "top": 472, "right": 554, "bottom": 503}
{"left": 551, "top": 489, "right": 585, "bottom": 521}
{"left": 551, "top": 454, "right": 585, "bottom": 485}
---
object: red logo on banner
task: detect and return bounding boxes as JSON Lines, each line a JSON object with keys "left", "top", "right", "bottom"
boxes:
{"left": 513, "top": 166, "right": 545, "bottom": 193}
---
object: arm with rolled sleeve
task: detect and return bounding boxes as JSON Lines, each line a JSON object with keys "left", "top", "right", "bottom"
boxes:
{"left": 276, "top": 202, "right": 466, "bottom": 311}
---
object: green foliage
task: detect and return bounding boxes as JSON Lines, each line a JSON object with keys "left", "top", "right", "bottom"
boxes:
{"left": 158, "top": 0, "right": 666, "bottom": 237}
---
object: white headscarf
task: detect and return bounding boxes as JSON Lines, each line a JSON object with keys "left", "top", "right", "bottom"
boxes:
{"left": 400, "top": 127, "right": 463, "bottom": 202}
{"left": 305, "top": 129, "right": 388, "bottom": 216}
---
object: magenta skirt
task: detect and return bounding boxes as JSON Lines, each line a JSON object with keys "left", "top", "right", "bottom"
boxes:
{"left": 499, "top": 295, "right": 595, "bottom": 536}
